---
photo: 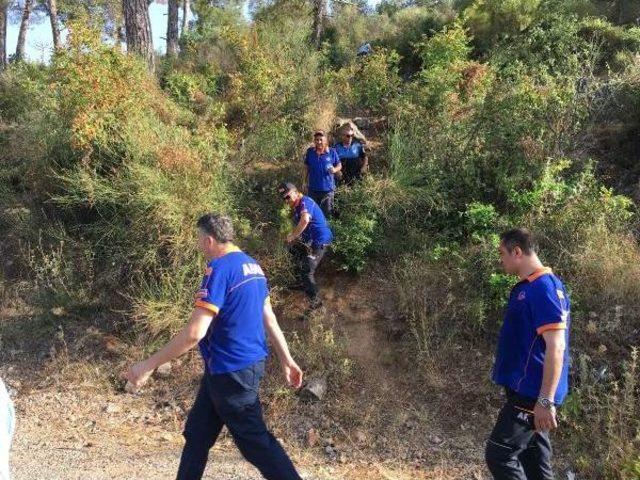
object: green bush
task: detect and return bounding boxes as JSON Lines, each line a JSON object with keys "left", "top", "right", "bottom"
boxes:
{"left": 331, "top": 181, "right": 380, "bottom": 272}
{"left": 463, "top": 0, "right": 542, "bottom": 54}
{"left": 0, "top": 22, "right": 236, "bottom": 336}
{"left": 352, "top": 48, "right": 401, "bottom": 113}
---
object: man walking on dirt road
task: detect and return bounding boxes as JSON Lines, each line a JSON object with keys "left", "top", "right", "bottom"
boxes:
{"left": 123, "top": 213, "right": 304, "bottom": 480}
{"left": 486, "top": 228, "right": 571, "bottom": 480}
{"left": 279, "top": 182, "right": 333, "bottom": 310}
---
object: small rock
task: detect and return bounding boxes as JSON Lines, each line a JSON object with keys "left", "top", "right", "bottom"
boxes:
{"left": 156, "top": 362, "right": 172, "bottom": 378}
{"left": 353, "top": 430, "right": 367, "bottom": 444}
{"left": 104, "top": 403, "right": 122, "bottom": 414}
{"left": 428, "top": 434, "right": 443, "bottom": 445}
{"left": 103, "top": 335, "right": 123, "bottom": 354}
{"left": 51, "top": 307, "right": 66, "bottom": 317}
{"left": 300, "top": 377, "right": 327, "bottom": 402}
{"left": 124, "top": 381, "right": 138, "bottom": 394}
{"left": 306, "top": 428, "right": 320, "bottom": 448}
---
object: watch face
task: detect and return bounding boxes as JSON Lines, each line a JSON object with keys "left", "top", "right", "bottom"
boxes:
{"left": 539, "top": 398, "right": 552, "bottom": 409}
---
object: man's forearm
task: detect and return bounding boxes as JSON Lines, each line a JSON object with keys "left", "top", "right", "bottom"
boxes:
{"left": 265, "top": 315, "right": 294, "bottom": 365}
{"left": 540, "top": 344, "right": 564, "bottom": 400}
{"left": 290, "top": 218, "right": 309, "bottom": 239}
{"left": 143, "top": 329, "right": 200, "bottom": 371}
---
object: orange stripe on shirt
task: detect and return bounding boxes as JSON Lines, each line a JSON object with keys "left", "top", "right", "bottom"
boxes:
{"left": 527, "top": 267, "right": 553, "bottom": 283}
{"left": 536, "top": 322, "right": 566, "bottom": 335}
{"left": 195, "top": 300, "right": 219, "bottom": 314}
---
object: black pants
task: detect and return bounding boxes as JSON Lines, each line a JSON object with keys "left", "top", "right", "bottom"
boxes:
{"left": 342, "top": 158, "right": 363, "bottom": 185}
{"left": 290, "top": 243, "right": 327, "bottom": 300}
{"left": 485, "top": 396, "right": 554, "bottom": 480}
{"left": 176, "top": 361, "right": 302, "bottom": 480}
{"left": 308, "top": 190, "right": 335, "bottom": 218}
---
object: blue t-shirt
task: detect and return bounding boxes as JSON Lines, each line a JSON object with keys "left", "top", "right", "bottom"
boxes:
{"left": 194, "top": 250, "right": 269, "bottom": 374}
{"left": 333, "top": 141, "right": 364, "bottom": 163}
{"left": 293, "top": 196, "right": 333, "bottom": 247}
{"left": 492, "top": 268, "right": 571, "bottom": 405}
{"left": 304, "top": 147, "right": 341, "bottom": 192}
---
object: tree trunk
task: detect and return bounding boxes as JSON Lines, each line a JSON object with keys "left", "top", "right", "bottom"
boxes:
{"left": 48, "top": 0, "right": 61, "bottom": 50}
{"left": 0, "top": 0, "right": 7, "bottom": 68}
{"left": 311, "top": 0, "right": 326, "bottom": 49}
{"left": 166, "top": 0, "right": 179, "bottom": 57}
{"left": 181, "top": 0, "right": 189, "bottom": 35}
{"left": 16, "top": 0, "right": 35, "bottom": 62}
{"left": 123, "top": 0, "right": 154, "bottom": 70}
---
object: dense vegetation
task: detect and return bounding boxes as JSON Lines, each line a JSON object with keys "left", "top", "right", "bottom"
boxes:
{"left": 1, "top": 0, "right": 640, "bottom": 477}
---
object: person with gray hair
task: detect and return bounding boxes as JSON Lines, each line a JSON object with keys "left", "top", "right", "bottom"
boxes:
{"left": 123, "top": 213, "right": 304, "bottom": 480}
{"left": 0, "top": 377, "right": 15, "bottom": 480}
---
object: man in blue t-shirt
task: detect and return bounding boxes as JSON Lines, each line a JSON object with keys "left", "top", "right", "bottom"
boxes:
{"left": 123, "top": 214, "right": 304, "bottom": 480}
{"left": 278, "top": 182, "right": 333, "bottom": 309}
{"left": 333, "top": 125, "right": 368, "bottom": 185}
{"left": 304, "top": 130, "right": 341, "bottom": 218}
{"left": 486, "top": 228, "right": 571, "bottom": 480}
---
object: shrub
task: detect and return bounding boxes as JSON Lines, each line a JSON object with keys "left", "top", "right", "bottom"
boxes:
{"left": 352, "top": 48, "right": 401, "bottom": 113}
{"left": 331, "top": 181, "right": 380, "bottom": 272}
{"left": 563, "top": 349, "right": 640, "bottom": 479}
{"left": 463, "top": 0, "right": 542, "bottom": 54}
{"left": 0, "top": 22, "right": 236, "bottom": 336}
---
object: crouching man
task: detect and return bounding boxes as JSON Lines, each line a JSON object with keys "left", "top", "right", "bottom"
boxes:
{"left": 278, "top": 182, "right": 333, "bottom": 310}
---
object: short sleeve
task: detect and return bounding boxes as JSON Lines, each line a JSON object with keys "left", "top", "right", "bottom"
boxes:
{"left": 194, "top": 265, "right": 228, "bottom": 315}
{"left": 331, "top": 148, "right": 340, "bottom": 166}
{"left": 300, "top": 198, "right": 311, "bottom": 216}
{"left": 529, "top": 284, "right": 569, "bottom": 335}
{"left": 358, "top": 143, "right": 366, "bottom": 157}
{"left": 304, "top": 148, "right": 311, "bottom": 166}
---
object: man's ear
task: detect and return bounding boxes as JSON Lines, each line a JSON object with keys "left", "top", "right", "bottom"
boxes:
{"left": 513, "top": 246, "right": 523, "bottom": 258}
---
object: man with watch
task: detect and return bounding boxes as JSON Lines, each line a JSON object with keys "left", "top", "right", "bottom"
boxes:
{"left": 486, "top": 228, "right": 571, "bottom": 480}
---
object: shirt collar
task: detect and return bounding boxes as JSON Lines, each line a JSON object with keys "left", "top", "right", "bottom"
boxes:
{"left": 526, "top": 267, "right": 552, "bottom": 283}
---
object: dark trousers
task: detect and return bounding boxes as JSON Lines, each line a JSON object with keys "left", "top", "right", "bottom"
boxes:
{"left": 176, "top": 361, "right": 302, "bottom": 480}
{"left": 485, "top": 397, "right": 554, "bottom": 480}
{"left": 290, "top": 243, "right": 327, "bottom": 300}
{"left": 308, "top": 190, "right": 335, "bottom": 218}
{"left": 342, "top": 158, "right": 363, "bottom": 185}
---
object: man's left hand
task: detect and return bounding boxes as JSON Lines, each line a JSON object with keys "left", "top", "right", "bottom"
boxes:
{"left": 533, "top": 403, "right": 558, "bottom": 432}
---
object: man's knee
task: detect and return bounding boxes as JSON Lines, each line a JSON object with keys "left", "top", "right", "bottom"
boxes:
{"left": 182, "top": 421, "right": 216, "bottom": 450}
{"left": 485, "top": 438, "right": 517, "bottom": 472}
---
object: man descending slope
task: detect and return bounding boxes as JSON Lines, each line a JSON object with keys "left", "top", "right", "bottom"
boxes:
{"left": 279, "top": 182, "right": 333, "bottom": 310}
{"left": 304, "top": 130, "right": 341, "bottom": 218}
{"left": 123, "top": 213, "right": 304, "bottom": 480}
{"left": 486, "top": 228, "right": 571, "bottom": 480}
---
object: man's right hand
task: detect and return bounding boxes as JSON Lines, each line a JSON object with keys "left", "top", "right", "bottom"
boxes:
{"left": 282, "top": 359, "right": 303, "bottom": 389}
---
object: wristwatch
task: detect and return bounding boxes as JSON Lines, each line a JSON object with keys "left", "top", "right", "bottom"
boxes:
{"left": 537, "top": 396, "right": 555, "bottom": 409}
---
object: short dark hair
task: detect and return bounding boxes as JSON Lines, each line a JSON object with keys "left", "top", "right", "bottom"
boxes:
{"left": 313, "top": 130, "right": 326, "bottom": 137}
{"left": 500, "top": 228, "right": 537, "bottom": 255}
{"left": 197, "top": 213, "right": 235, "bottom": 243}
